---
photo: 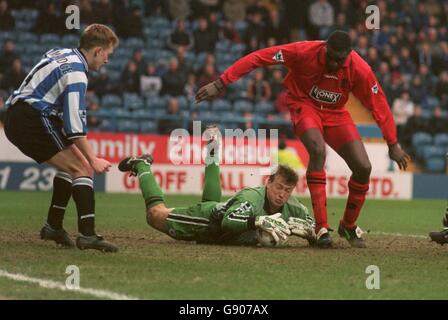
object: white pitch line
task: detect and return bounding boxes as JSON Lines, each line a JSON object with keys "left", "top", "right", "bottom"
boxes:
{"left": 369, "top": 231, "right": 428, "bottom": 239}
{"left": 0, "top": 269, "right": 140, "bottom": 300}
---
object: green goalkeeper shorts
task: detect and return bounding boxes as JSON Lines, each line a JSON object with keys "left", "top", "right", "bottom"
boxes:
{"left": 165, "top": 202, "right": 218, "bottom": 241}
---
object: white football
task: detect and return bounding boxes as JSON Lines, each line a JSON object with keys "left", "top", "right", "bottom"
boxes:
{"left": 256, "top": 229, "right": 288, "bottom": 247}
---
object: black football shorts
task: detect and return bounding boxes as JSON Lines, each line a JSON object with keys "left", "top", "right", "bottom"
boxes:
{"left": 4, "top": 101, "right": 73, "bottom": 163}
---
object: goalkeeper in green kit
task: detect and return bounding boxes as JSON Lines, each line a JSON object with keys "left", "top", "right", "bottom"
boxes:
{"left": 118, "top": 126, "right": 316, "bottom": 247}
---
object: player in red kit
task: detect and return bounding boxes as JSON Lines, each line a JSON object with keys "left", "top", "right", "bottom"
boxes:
{"left": 195, "top": 31, "right": 410, "bottom": 248}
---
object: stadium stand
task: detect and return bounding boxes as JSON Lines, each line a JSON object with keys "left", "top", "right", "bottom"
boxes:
{"left": 0, "top": 0, "right": 447, "bottom": 172}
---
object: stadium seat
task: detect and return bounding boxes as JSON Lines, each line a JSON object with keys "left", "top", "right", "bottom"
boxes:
{"left": 101, "top": 94, "right": 122, "bottom": 109}
{"left": 0, "top": 31, "right": 15, "bottom": 42}
{"left": 234, "top": 100, "right": 254, "bottom": 113}
{"left": 215, "top": 40, "right": 230, "bottom": 53}
{"left": 146, "top": 38, "right": 164, "bottom": 50}
{"left": 114, "top": 47, "right": 134, "bottom": 58}
{"left": 199, "top": 110, "right": 219, "bottom": 122}
{"left": 425, "top": 157, "right": 446, "bottom": 173}
{"left": 16, "top": 32, "right": 39, "bottom": 43}
{"left": 195, "top": 101, "right": 210, "bottom": 111}
{"left": 153, "top": 108, "right": 167, "bottom": 117}
{"left": 422, "top": 145, "right": 446, "bottom": 160}
{"left": 110, "top": 107, "right": 132, "bottom": 119}
{"left": 132, "top": 109, "right": 153, "bottom": 120}
{"left": 15, "top": 20, "right": 33, "bottom": 31}
{"left": 97, "top": 119, "right": 116, "bottom": 132}
{"left": 211, "top": 99, "right": 232, "bottom": 112}
{"left": 146, "top": 95, "right": 167, "bottom": 109}
{"left": 150, "top": 17, "right": 171, "bottom": 29}
{"left": 123, "top": 93, "right": 144, "bottom": 110}
{"left": 125, "top": 37, "right": 145, "bottom": 50}
{"left": 412, "top": 132, "right": 433, "bottom": 158}
{"left": 107, "top": 57, "right": 128, "bottom": 72}
{"left": 255, "top": 101, "right": 275, "bottom": 114}
{"left": 434, "top": 133, "right": 448, "bottom": 148}
{"left": 117, "top": 119, "right": 138, "bottom": 132}
{"left": 230, "top": 43, "right": 246, "bottom": 54}
{"left": 140, "top": 120, "right": 158, "bottom": 133}
{"left": 176, "top": 96, "right": 189, "bottom": 109}
{"left": 40, "top": 33, "right": 61, "bottom": 46}
{"left": 234, "top": 20, "right": 248, "bottom": 33}
{"left": 61, "top": 34, "right": 79, "bottom": 47}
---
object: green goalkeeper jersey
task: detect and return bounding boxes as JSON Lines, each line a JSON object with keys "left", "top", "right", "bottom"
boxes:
{"left": 197, "top": 186, "right": 313, "bottom": 245}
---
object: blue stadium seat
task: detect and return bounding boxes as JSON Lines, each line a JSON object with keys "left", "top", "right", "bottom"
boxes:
{"left": 117, "top": 119, "right": 137, "bottom": 132}
{"left": 195, "top": 101, "right": 210, "bottom": 111}
{"left": 0, "top": 31, "right": 15, "bottom": 42}
{"left": 255, "top": 101, "right": 275, "bottom": 114}
{"left": 211, "top": 99, "right": 232, "bottom": 112}
{"left": 434, "top": 133, "right": 448, "bottom": 148}
{"left": 15, "top": 20, "right": 33, "bottom": 31}
{"left": 217, "top": 62, "right": 232, "bottom": 74}
{"left": 422, "top": 145, "right": 446, "bottom": 160}
{"left": 412, "top": 132, "right": 433, "bottom": 158}
{"left": 153, "top": 108, "right": 167, "bottom": 117}
{"left": 219, "top": 111, "right": 240, "bottom": 122}
{"left": 21, "top": 54, "right": 39, "bottom": 69}
{"left": 125, "top": 37, "right": 145, "bottom": 49}
{"left": 110, "top": 107, "right": 132, "bottom": 119}
{"left": 234, "top": 20, "right": 248, "bottom": 33}
{"left": 216, "top": 40, "right": 230, "bottom": 53}
{"left": 107, "top": 57, "right": 128, "bottom": 72}
{"left": 16, "top": 32, "right": 39, "bottom": 43}
{"left": 123, "top": 93, "right": 144, "bottom": 110}
{"left": 107, "top": 70, "right": 121, "bottom": 82}
{"left": 176, "top": 96, "right": 189, "bottom": 109}
{"left": 230, "top": 43, "right": 246, "bottom": 54}
{"left": 150, "top": 17, "right": 171, "bottom": 29}
{"left": 146, "top": 95, "right": 167, "bottom": 109}
{"left": 199, "top": 110, "right": 219, "bottom": 122}
{"left": 40, "top": 33, "right": 60, "bottom": 46}
{"left": 61, "top": 34, "right": 79, "bottom": 48}
{"left": 101, "top": 94, "right": 122, "bottom": 109}
{"left": 97, "top": 119, "right": 116, "bottom": 132}
{"left": 140, "top": 120, "right": 158, "bottom": 133}
{"left": 157, "top": 28, "right": 172, "bottom": 40}
{"left": 114, "top": 47, "right": 134, "bottom": 58}
{"left": 234, "top": 100, "right": 253, "bottom": 113}
{"left": 425, "top": 157, "right": 446, "bottom": 173}
{"left": 146, "top": 38, "right": 164, "bottom": 50}
{"left": 132, "top": 109, "right": 153, "bottom": 120}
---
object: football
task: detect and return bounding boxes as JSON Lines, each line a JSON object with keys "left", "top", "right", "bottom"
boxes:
{"left": 256, "top": 229, "right": 288, "bottom": 247}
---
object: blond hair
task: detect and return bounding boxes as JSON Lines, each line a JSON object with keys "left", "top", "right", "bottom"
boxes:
{"left": 79, "top": 24, "right": 119, "bottom": 50}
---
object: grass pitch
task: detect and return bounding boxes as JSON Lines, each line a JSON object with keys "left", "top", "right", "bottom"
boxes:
{"left": 0, "top": 191, "right": 447, "bottom": 300}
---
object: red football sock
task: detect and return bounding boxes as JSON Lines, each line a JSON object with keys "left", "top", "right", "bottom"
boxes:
{"left": 306, "top": 171, "right": 329, "bottom": 232}
{"left": 342, "top": 177, "right": 369, "bottom": 229}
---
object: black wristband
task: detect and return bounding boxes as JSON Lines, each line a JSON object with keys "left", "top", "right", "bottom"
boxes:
{"left": 247, "top": 216, "right": 256, "bottom": 230}
{"left": 213, "top": 79, "right": 225, "bottom": 91}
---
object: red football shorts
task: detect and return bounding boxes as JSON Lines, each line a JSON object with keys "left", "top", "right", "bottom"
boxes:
{"left": 287, "top": 97, "right": 361, "bottom": 152}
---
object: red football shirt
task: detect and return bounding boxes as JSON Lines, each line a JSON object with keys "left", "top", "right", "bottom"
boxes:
{"left": 220, "top": 41, "right": 397, "bottom": 145}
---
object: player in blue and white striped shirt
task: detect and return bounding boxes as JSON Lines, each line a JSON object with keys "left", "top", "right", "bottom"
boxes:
{"left": 6, "top": 47, "right": 89, "bottom": 141}
{"left": 3, "top": 24, "right": 119, "bottom": 252}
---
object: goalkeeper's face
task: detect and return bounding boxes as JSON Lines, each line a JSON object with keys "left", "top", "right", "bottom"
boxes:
{"left": 266, "top": 175, "right": 295, "bottom": 209}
